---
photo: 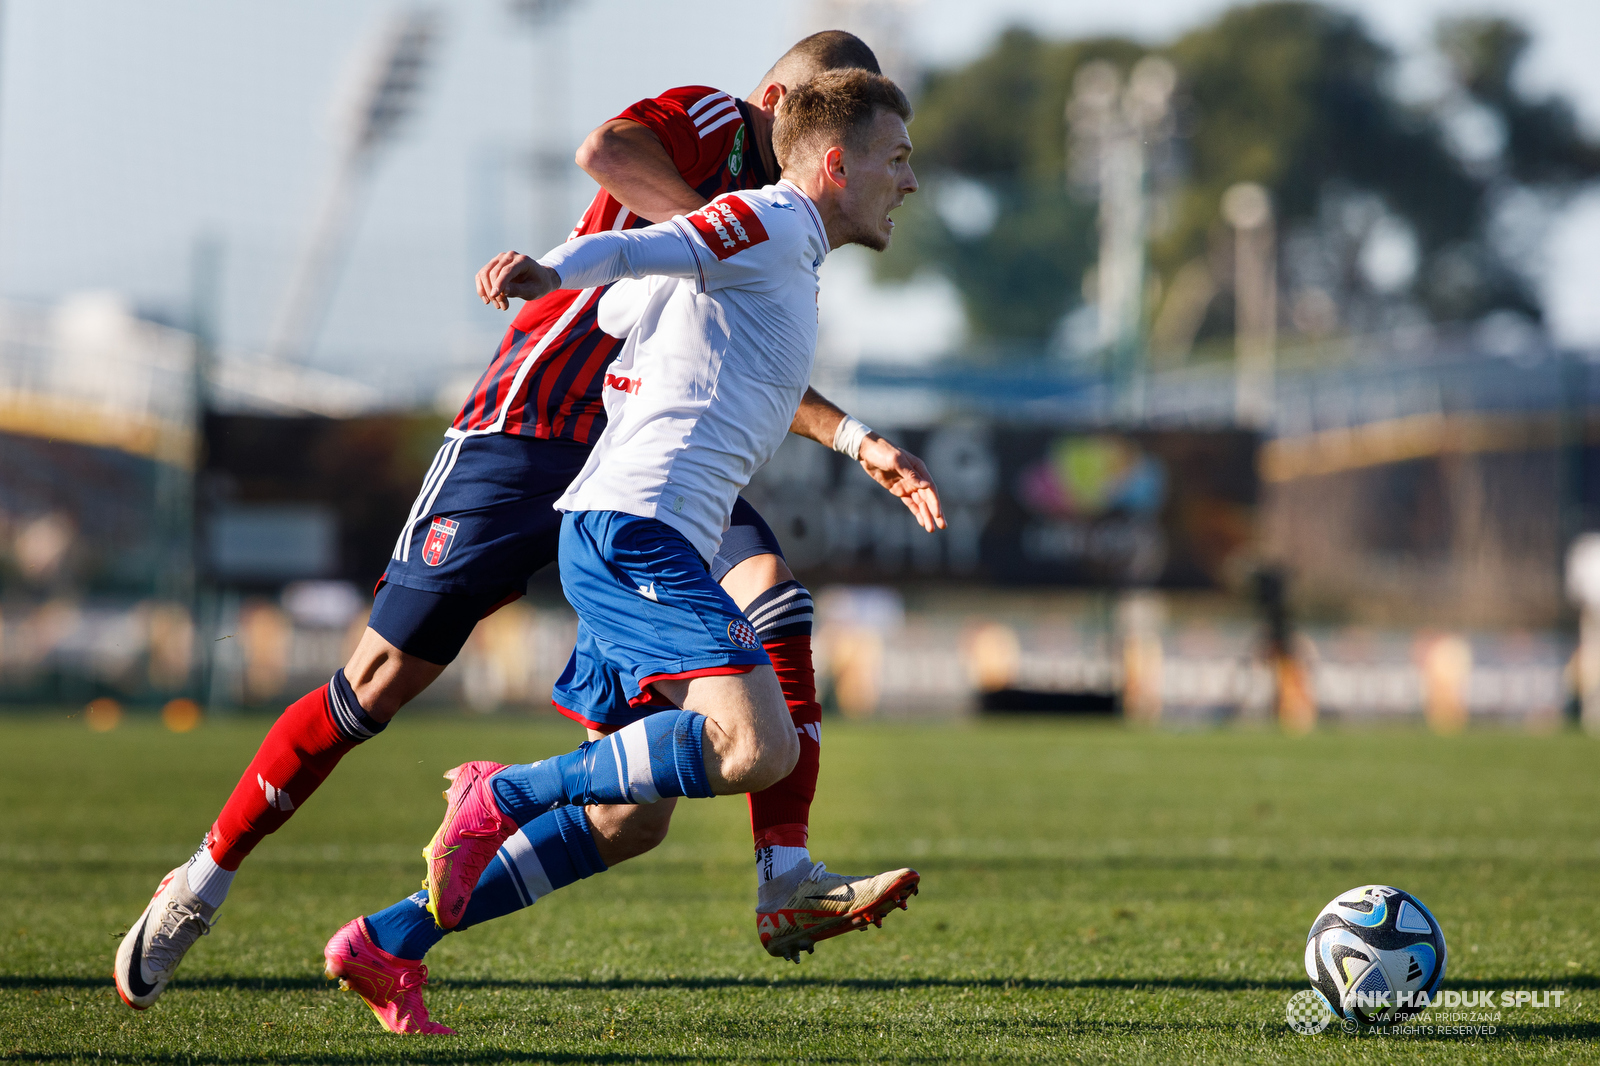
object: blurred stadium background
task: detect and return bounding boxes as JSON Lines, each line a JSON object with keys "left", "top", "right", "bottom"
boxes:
{"left": 2, "top": 0, "right": 1600, "bottom": 736}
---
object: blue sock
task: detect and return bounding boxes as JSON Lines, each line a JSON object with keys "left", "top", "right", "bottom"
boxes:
{"left": 491, "top": 708, "right": 713, "bottom": 824}
{"left": 457, "top": 803, "right": 605, "bottom": 930}
{"left": 363, "top": 890, "right": 442, "bottom": 961}
{"left": 363, "top": 805, "right": 606, "bottom": 960}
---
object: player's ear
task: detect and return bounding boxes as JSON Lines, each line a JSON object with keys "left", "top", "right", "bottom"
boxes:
{"left": 760, "top": 82, "right": 785, "bottom": 112}
{"left": 824, "top": 145, "right": 847, "bottom": 188}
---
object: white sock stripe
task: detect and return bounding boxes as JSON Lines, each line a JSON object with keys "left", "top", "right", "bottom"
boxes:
{"left": 619, "top": 720, "right": 660, "bottom": 804}
{"left": 746, "top": 587, "right": 813, "bottom": 628}
{"left": 325, "top": 676, "right": 375, "bottom": 741}
{"left": 495, "top": 851, "right": 529, "bottom": 907}
{"left": 499, "top": 830, "right": 553, "bottom": 901}
{"left": 607, "top": 733, "right": 631, "bottom": 802}
{"left": 750, "top": 602, "right": 814, "bottom": 630}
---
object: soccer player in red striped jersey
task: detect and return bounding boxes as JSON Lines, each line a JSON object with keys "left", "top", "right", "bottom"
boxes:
{"left": 453, "top": 83, "right": 765, "bottom": 442}
{"left": 116, "top": 31, "right": 942, "bottom": 1018}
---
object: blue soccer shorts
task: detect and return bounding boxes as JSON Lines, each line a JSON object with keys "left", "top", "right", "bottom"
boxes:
{"left": 551, "top": 509, "right": 771, "bottom": 731}
{"left": 369, "top": 433, "right": 783, "bottom": 667}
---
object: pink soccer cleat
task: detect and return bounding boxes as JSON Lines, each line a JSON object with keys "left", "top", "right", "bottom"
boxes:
{"left": 422, "top": 761, "right": 514, "bottom": 929}
{"left": 323, "top": 917, "right": 453, "bottom": 1035}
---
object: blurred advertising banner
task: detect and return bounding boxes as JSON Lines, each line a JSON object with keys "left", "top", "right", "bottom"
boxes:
{"left": 742, "top": 425, "right": 1259, "bottom": 588}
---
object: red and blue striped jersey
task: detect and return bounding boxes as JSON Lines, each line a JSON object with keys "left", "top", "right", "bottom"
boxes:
{"left": 452, "top": 85, "right": 773, "bottom": 444}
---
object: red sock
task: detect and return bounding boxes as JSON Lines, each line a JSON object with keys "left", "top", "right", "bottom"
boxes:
{"left": 749, "top": 636, "right": 821, "bottom": 850}
{"left": 207, "top": 672, "right": 383, "bottom": 870}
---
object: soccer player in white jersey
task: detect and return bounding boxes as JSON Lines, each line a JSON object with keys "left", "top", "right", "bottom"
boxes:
{"left": 322, "top": 69, "right": 919, "bottom": 1033}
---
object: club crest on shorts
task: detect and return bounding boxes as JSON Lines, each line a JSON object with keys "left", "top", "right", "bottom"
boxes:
{"left": 421, "top": 516, "right": 459, "bottom": 567}
{"left": 728, "top": 618, "right": 759, "bottom": 650}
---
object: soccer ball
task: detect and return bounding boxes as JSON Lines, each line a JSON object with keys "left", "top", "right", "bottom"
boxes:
{"left": 1304, "top": 884, "right": 1447, "bottom": 1024}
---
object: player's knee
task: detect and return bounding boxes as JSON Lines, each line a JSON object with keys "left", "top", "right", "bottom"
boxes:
{"left": 343, "top": 629, "right": 444, "bottom": 723}
{"left": 588, "top": 799, "right": 676, "bottom": 863}
{"left": 773, "top": 721, "right": 801, "bottom": 778}
{"left": 730, "top": 727, "right": 799, "bottom": 793}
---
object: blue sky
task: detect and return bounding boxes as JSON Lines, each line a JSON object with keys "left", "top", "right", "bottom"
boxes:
{"left": 1, "top": 0, "right": 1596, "bottom": 397}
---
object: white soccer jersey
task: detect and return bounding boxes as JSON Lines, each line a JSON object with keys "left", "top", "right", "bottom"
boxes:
{"left": 543, "top": 180, "right": 830, "bottom": 562}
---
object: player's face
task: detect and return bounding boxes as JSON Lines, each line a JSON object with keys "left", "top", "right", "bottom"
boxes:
{"left": 838, "top": 111, "right": 917, "bottom": 252}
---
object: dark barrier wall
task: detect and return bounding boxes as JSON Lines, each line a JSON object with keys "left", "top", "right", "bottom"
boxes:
{"left": 200, "top": 416, "right": 1258, "bottom": 592}
{"left": 202, "top": 414, "right": 449, "bottom": 591}
{"left": 742, "top": 425, "right": 1259, "bottom": 588}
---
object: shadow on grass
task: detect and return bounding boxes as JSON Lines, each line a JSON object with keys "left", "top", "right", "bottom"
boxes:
{"left": 12, "top": 1021, "right": 1600, "bottom": 1065}
{"left": 9, "top": 972, "right": 1600, "bottom": 994}
{"left": 0, "top": 1049, "right": 710, "bottom": 1056}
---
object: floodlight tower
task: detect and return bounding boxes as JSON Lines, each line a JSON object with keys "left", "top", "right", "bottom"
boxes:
{"left": 265, "top": 10, "right": 438, "bottom": 365}
{"left": 511, "top": 0, "right": 579, "bottom": 252}
{"left": 1067, "top": 56, "right": 1176, "bottom": 420}
{"left": 1223, "top": 181, "right": 1277, "bottom": 428}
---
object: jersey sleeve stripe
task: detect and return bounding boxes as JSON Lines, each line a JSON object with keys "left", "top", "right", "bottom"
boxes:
{"left": 697, "top": 110, "right": 742, "bottom": 138}
{"left": 692, "top": 98, "right": 738, "bottom": 128}
{"left": 668, "top": 218, "right": 707, "bottom": 292}
{"left": 686, "top": 91, "right": 732, "bottom": 118}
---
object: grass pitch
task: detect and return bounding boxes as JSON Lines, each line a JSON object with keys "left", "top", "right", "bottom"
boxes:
{"left": 3, "top": 712, "right": 1600, "bottom": 1064}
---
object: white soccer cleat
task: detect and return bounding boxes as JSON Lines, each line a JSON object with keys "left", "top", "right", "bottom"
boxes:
{"left": 113, "top": 865, "right": 217, "bottom": 1010}
{"left": 757, "top": 861, "right": 919, "bottom": 963}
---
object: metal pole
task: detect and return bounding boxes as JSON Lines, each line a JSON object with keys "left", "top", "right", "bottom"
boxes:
{"left": 264, "top": 10, "right": 436, "bottom": 365}
{"left": 188, "top": 234, "right": 223, "bottom": 704}
{"left": 512, "top": 0, "right": 577, "bottom": 252}
{"left": 1224, "top": 182, "right": 1276, "bottom": 428}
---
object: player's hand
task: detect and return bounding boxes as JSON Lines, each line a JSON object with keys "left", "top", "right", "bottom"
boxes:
{"left": 857, "top": 435, "right": 946, "bottom": 533}
{"left": 476, "top": 251, "right": 560, "bottom": 309}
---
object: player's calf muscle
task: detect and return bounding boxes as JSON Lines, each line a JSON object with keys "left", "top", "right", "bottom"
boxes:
{"left": 587, "top": 800, "right": 676, "bottom": 865}
{"left": 343, "top": 628, "right": 445, "bottom": 722}
{"left": 663, "top": 669, "right": 799, "bottom": 793}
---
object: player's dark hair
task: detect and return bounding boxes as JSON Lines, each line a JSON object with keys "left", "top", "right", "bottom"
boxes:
{"left": 762, "top": 30, "right": 880, "bottom": 85}
{"left": 771, "top": 69, "right": 912, "bottom": 170}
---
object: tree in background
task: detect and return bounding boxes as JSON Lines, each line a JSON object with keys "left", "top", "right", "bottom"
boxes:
{"left": 878, "top": 2, "right": 1600, "bottom": 357}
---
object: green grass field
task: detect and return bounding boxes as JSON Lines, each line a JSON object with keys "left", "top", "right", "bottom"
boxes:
{"left": 3, "top": 712, "right": 1600, "bottom": 1063}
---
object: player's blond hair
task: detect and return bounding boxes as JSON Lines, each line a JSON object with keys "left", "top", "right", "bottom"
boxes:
{"left": 772, "top": 69, "right": 912, "bottom": 171}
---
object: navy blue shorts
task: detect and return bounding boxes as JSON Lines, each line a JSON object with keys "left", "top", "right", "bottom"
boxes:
{"left": 551, "top": 510, "right": 770, "bottom": 730}
{"left": 368, "top": 433, "right": 783, "bottom": 666}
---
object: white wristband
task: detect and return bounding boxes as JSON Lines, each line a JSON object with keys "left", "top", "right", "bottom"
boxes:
{"left": 832, "top": 415, "right": 872, "bottom": 460}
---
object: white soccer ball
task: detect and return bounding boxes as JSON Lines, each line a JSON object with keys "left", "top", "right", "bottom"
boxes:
{"left": 1304, "top": 884, "right": 1448, "bottom": 1024}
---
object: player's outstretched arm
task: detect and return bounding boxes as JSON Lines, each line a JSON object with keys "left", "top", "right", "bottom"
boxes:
{"left": 790, "top": 387, "right": 945, "bottom": 533}
{"left": 577, "top": 119, "right": 709, "bottom": 225}
{"left": 477, "top": 220, "right": 705, "bottom": 309}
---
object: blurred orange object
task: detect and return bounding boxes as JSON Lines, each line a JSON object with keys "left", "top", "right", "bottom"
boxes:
{"left": 1419, "top": 634, "right": 1472, "bottom": 735}
{"left": 85, "top": 698, "right": 122, "bottom": 732}
{"left": 161, "top": 698, "right": 202, "bottom": 733}
{"left": 1274, "top": 654, "right": 1317, "bottom": 735}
